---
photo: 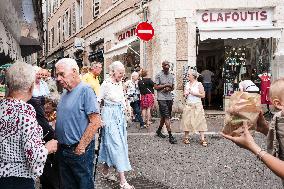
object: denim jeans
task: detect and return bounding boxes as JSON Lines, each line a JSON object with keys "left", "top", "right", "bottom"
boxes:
{"left": 130, "top": 100, "right": 144, "bottom": 127}
{"left": 58, "top": 140, "right": 95, "bottom": 189}
{"left": 0, "top": 177, "right": 34, "bottom": 189}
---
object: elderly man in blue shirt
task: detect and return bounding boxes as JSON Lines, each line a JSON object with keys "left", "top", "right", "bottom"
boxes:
{"left": 55, "top": 58, "right": 101, "bottom": 189}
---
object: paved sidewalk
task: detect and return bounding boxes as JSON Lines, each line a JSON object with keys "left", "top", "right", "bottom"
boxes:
{"left": 36, "top": 115, "right": 282, "bottom": 188}
{"left": 96, "top": 116, "right": 282, "bottom": 189}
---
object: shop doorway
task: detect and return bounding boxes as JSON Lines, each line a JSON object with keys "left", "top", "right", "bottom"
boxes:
{"left": 197, "top": 38, "right": 273, "bottom": 110}
{"left": 197, "top": 39, "right": 225, "bottom": 110}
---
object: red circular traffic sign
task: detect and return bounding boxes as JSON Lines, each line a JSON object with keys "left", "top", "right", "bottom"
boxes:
{"left": 135, "top": 22, "right": 154, "bottom": 41}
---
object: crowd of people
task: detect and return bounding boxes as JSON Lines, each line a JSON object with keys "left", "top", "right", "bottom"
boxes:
{"left": 1, "top": 58, "right": 284, "bottom": 189}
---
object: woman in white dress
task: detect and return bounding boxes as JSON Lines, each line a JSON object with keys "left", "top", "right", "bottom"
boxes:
{"left": 180, "top": 69, "right": 208, "bottom": 146}
{"left": 98, "top": 61, "right": 134, "bottom": 189}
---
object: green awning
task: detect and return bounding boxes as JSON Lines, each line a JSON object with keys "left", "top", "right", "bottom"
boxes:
{"left": 0, "top": 63, "right": 12, "bottom": 69}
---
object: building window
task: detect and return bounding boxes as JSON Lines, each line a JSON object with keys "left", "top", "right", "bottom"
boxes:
{"left": 72, "top": 2, "right": 76, "bottom": 34}
{"left": 57, "top": 0, "right": 61, "bottom": 8}
{"left": 57, "top": 18, "right": 61, "bottom": 44}
{"left": 63, "top": 9, "right": 71, "bottom": 40}
{"left": 93, "top": 0, "right": 100, "bottom": 18}
{"left": 75, "top": 0, "right": 84, "bottom": 30}
{"left": 68, "top": 9, "right": 72, "bottom": 36}
{"left": 51, "top": 0, "right": 55, "bottom": 14}
{"left": 51, "top": 27, "right": 55, "bottom": 48}
{"left": 48, "top": 30, "right": 51, "bottom": 51}
{"left": 48, "top": 0, "right": 52, "bottom": 17}
{"left": 79, "top": 0, "right": 84, "bottom": 28}
{"left": 62, "top": 15, "right": 65, "bottom": 41}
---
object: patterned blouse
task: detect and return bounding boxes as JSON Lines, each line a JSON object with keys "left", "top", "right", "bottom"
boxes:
{"left": 0, "top": 99, "right": 48, "bottom": 179}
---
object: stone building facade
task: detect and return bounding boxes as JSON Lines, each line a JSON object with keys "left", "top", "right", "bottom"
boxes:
{"left": 45, "top": 0, "right": 284, "bottom": 112}
{"left": 0, "top": 0, "right": 43, "bottom": 65}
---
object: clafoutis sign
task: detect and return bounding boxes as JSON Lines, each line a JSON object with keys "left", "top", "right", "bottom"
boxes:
{"left": 201, "top": 10, "right": 268, "bottom": 23}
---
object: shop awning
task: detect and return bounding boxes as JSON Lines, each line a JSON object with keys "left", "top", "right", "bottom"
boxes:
{"left": 198, "top": 26, "right": 283, "bottom": 41}
{"left": 20, "top": 36, "right": 42, "bottom": 57}
{"left": 104, "top": 37, "right": 138, "bottom": 58}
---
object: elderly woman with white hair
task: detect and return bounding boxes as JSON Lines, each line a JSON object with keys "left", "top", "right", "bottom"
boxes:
{"left": 180, "top": 69, "right": 208, "bottom": 146}
{"left": 98, "top": 61, "right": 135, "bottom": 189}
{"left": 0, "top": 61, "right": 58, "bottom": 189}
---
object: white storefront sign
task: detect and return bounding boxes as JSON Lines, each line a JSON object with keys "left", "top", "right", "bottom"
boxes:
{"left": 196, "top": 8, "right": 282, "bottom": 41}
{"left": 197, "top": 8, "right": 274, "bottom": 28}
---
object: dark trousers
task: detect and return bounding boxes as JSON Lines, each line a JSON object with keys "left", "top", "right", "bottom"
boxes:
{"left": 58, "top": 140, "right": 95, "bottom": 189}
{"left": 40, "top": 154, "right": 61, "bottom": 189}
{"left": 130, "top": 100, "right": 144, "bottom": 127}
{"left": 0, "top": 177, "right": 34, "bottom": 189}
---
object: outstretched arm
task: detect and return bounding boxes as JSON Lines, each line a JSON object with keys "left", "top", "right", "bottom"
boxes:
{"left": 222, "top": 122, "right": 284, "bottom": 179}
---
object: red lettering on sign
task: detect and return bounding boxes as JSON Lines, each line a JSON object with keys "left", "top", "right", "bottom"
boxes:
{"left": 117, "top": 28, "right": 136, "bottom": 41}
{"left": 255, "top": 11, "right": 259, "bottom": 20}
{"left": 232, "top": 12, "right": 239, "bottom": 21}
{"left": 209, "top": 13, "right": 216, "bottom": 22}
{"left": 126, "top": 31, "right": 131, "bottom": 38}
{"left": 131, "top": 28, "right": 136, "bottom": 36}
{"left": 217, "top": 13, "right": 224, "bottom": 22}
{"left": 200, "top": 10, "right": 269, "bottom": 23}
{"left": 202, "top": 13, "right": 208, "bottom": 22}
{"left": 248, "top": 11, "right": 254, "bottom": 20}
{"left": 225, "top": 12, "right": 231, "bottom": 21}
{"left": 260, "top": 11, "right": 267, "bottom": 20}
{"left": 240, "top": 12, "right": 247, "bottom": 21}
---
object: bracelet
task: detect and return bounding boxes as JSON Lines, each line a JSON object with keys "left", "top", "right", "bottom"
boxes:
{"left": 256, "top": 149, "right": 268, "bottom": 161}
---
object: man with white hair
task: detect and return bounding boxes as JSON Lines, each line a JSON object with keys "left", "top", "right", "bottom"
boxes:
{"left": 55, "top": 58, "right": 101, "bottom": 189}
{"left": 125, "top": 71, "right": 145, "bottom": 128}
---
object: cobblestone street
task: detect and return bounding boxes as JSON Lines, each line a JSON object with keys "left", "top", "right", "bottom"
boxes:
{"left": 96, "top": 115, "right": 282, "bottom": 189}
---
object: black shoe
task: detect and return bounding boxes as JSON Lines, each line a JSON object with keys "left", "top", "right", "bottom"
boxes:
{"left": 169, "top": 136, "right": 177, "bottom": 144}
{"left": 156, "top": 130, "right": 166, "bottom": 138}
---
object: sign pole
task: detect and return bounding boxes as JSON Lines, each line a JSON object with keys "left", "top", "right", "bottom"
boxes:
{"left": 143, "top": 8, "right": 147, "bottom": 68}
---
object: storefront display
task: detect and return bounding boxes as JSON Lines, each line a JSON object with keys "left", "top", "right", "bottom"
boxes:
{"left": 223, "top": 38, "right": 272, "bottom": 96}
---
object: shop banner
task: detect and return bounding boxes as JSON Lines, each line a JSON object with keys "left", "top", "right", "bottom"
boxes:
{"left": 197, "top": 8, "right": 274, "bottom": 29}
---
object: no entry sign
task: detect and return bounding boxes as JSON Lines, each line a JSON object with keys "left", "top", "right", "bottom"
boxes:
{"left": 135, "top": 22, "right": 154, "bottom": 41}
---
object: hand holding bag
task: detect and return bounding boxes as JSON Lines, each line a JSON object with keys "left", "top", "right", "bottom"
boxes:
{"left": 222, "top": 91, "right": 261, "bottom": 137}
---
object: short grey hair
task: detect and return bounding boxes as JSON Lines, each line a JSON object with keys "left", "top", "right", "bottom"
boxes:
{"left": 55, "top": 58, "right": 79, "bottom": 73}
{"left": 6, "top": 61, "right": 36, "bottom": 91}
{"left": 188, "top": 69, "right": 200, "bottom": 79}
{"left": 131, "top": 71, "right": 139, "bottom": 77}
{"left": 109, "top": 61, "right": 125, "bottom": 74}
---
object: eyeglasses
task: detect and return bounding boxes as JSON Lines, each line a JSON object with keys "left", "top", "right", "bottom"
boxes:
{"left": 92, "top": 66, "right": 102, "bottom": 69}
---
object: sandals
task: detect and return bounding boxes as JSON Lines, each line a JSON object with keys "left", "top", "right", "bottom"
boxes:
{"left": 200, "top": 140, "right": 208, "bottom": 147}
{"left": 183, "top": 138, "right": 190, "bottom": 144}
{"left": 120, "top": 182, "right": 135, "bottom": 189}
